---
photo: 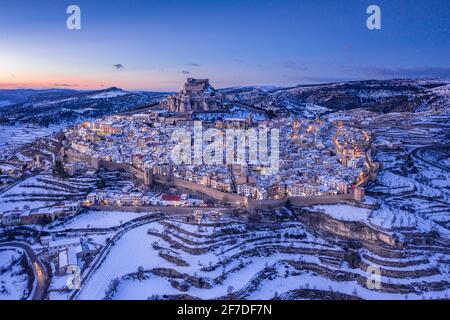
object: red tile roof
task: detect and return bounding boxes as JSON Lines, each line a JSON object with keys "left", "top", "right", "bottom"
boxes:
{"left": 161, "top": 194, "right": 181, "bottom": 202}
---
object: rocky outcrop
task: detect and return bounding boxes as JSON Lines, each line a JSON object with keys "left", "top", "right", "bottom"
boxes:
{"left": 277, "top": 289, "right": 362, "bottom": 300}
{"left": 297, "top": 210, "right": 400, "bottom": 247}
{"left": 158, "top": 251, "right": 190, "bottom": 267}
{"left": 163, "top": 78, "right": 229, "bottom": 112}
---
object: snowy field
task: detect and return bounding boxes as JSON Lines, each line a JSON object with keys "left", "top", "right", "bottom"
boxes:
{"left": 88, "top": 90, "right": 129, "bottom": 100}
{"left": 0, "top": 248, "right": 29, "bottom": 300}
{"left": 0, "top": 174, "right": 96, "bottom": 213}
{"left": 0, "top": 124, "right": 64, "bottom": 150}
{"left": 75, "top": 218, "right": 450, "bottom": 300}
{"left": 308, "top": 204, "right": 371, "bottom": 223}
{"left": 49, "top": 210, "right": 149, "bottom": 230}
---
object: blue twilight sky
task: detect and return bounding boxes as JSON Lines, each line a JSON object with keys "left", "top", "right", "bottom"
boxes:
{"left": 0, "top": 0, "right": 449, "bottom": 90}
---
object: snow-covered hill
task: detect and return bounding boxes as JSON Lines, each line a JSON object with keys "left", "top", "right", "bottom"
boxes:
{"left": 0, "top": 89, "right": 77, "bottom": 109}
{"left": 0, "top": 87, "right": 168, "bottom": 126}
{"left": 219, "top": 79, "right": 450, "bottom": 118}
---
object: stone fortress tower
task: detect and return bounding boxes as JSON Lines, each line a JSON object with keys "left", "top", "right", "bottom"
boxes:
{"left": 163, "top": 78, "right": 228, "bottom": 112}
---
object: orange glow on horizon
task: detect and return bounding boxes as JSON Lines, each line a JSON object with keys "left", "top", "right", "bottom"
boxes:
{"left": 0, "top": 81, "right": 109, "bottom": 90}
{"left": 0, "top": 73, "right": 183, "bottom": 91}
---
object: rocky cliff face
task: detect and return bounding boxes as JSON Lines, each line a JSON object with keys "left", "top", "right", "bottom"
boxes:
{"left": 297, "top": 210, "right": 399, "bottom": 247}
{"left": 163, "top": 78, "right": 229, "bottom": 112}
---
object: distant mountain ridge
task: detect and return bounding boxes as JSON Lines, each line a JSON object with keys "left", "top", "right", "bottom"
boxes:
{"left": 0, "top": 88, "right": 79, "bottom": 108}
{"left": 1, "top": 78, "right": 448, "bottom": 126}
{"left": 0, "top": 87, "right": 169, "bottom": 126}
{"left": 219, "top": 79, "right": 450, "bottom": 116}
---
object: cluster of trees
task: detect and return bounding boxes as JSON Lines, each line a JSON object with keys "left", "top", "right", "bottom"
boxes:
{"left": 103, "top": 277, "right": 120, "bottom": 300}
{"left": 52, "top": 160, "right": 66, "bottom": 178}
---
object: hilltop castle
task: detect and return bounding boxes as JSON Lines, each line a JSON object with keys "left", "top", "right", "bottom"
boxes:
{"left": 163, "top": 78, "right": 228, "bottom": 113}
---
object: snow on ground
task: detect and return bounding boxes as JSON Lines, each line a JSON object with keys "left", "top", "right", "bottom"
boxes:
{"left": 48, "top": 273, "right": 71, "bottom": 300}
{"left": 368, "top": 202, "right": 448, "bottom": 236}
{"left": 0, "top": 124, "right": 64, "bottom": 150}
{"left": 77, "top": 222, "right": 169, "bottom": 300}
{"left": 0, "top": 174, "right": 79, "bottom": 213}
{"left": 246, "top": 270, "right": 449, "bottom": 300}
{"left": 73, "top": 108, "right": 96, "bottom": 114}
{"left": 308, "top": 204, "right": 371, "bottom": 222}
{"left": 0, "top": 249, "right": 29, "bottom": 300}
{"left": 75, "top": 217, "right": 449, "bottom": 300}
{"left": 50, "top": 210, "right": 149, "bottom": 230}
{"left": 372, "top": 171, "right": 415, "bottom": 194}
{"left": 0, "top": 101, "right": 13, "bottom": 108}
{"left": 3, "top": 176, "right": 76, "bottom": 196}
{"left": 88, "top": 90, "right": 129, "bottom": 100}
{"left": 31, "top": 98, "right": 76, "bottom": 108}
{"left": 49, "top": 290, "right": 70, "bottom": 301}
{"left": 0, "top": 198, "right": 55, "bottom": 213}
{"left": 0, "top": 164, "right": 20, "bottom": 172}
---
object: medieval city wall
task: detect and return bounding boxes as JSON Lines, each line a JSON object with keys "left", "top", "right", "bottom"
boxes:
{"left": 289, "top": 193, "right": 356, "bottom": 206}
{"left": 90, "top": 205, "right": 229, "bottom": 215}
{"left": 98, "top": 160, "right": 145, "bottom": 180}
{"left": 65, "top": 150, "right": 92, "bottom": 164}
{"left": 172, "top": 177, "right": 247, "bottom": 207}
{"left": 246, "top": 198, "right": 287, "bottom": 210}
{"left": 65, "top": 150, "right": 367, "bottom": 210}
{"left": 247, "top": 193, "right": 357, "bottom": 210}
{"left": 65, "top": 150, "right": 145, "bottom": 180}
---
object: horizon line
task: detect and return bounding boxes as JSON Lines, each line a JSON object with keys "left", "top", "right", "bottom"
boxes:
{"left": 1, "top": 76, "right": 449, "bottom": 92}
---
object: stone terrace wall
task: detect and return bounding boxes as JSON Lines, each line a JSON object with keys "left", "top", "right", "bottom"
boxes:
{"left": 172, "top": 177, "right": 246, "bottom": 207}
{"left": 290, "top": 193, "right": 356, "bottom": 206}
{"left": 65, "top": 150, "right": 145, "bottom": 180}
{"left": 246, "top": 198, "right": 286, "bottom": 210}
{"left": 247, "top": 193, "right": 357, "bottom": 210}
{"left": 98, "top": 160, "right": 145, "bottom": 180}
{"left": 90, "top": 205, "right": 229, "bottom": 215}
{"left": 65, "top": 150, "right": 92, "bottom": 164}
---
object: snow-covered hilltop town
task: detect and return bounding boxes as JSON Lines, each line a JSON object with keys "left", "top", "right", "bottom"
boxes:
{"left": 64, "top": 79, "right": 371, "bottom": 209}
{"left": 0, "top": 78, "right": 449, "bottom": 300}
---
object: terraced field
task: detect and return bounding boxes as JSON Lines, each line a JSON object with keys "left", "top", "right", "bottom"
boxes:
{"left": 0, "top": 174, "right": 98, "bottom": 213}
{"left": 75, "top": 216, "right": 449, "bottom": 300}
{"left": 368, "top": 120, "right": 450, "bottom": 236}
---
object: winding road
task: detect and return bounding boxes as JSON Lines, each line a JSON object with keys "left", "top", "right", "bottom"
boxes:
{"left": 411, "top": 144, "right": 450, "bottom": 172}
{"left": 0, "top": 242, "right": 48, "bottom": 300}
{"left": 69, "top": 214, "right": 165, "bottom": 300}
